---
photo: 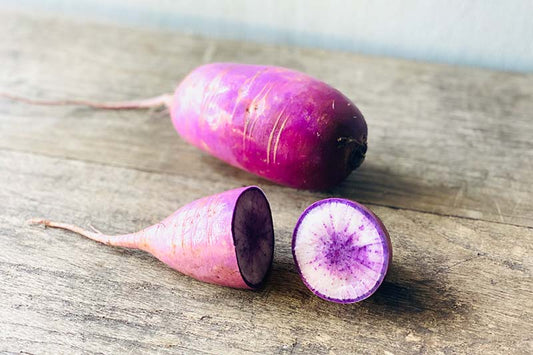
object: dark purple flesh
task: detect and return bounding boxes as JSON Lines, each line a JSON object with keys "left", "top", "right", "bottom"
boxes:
{"left": 292, "top": 198, "right": 391, "bottom": 303}
{"left": 232, "top": 187, "right": 275, "bottom": 289}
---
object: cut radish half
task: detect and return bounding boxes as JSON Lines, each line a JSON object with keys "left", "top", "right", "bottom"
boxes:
{"left": 292, "top": 198, "right": 392, "bottom": 303}
{"left": 29, "top": 186, "right": 274, "bottom": 289}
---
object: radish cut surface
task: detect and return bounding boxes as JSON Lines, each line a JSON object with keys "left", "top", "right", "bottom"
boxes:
{"left": 233, "top": 187, "right": 275, "bottom": 288}
{"left": 292, "top": 198, "right": 391, "bottom": 303}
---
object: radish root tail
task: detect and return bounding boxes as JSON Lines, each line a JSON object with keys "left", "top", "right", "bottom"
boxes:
{"left": 28, "top": 218, "right": 142, "bottom": 249}
{"left": 0, "top": 92, "right": 173, "bottom": 110}
{"left": 28, "top": 218, "right": 113, "bottom": 245}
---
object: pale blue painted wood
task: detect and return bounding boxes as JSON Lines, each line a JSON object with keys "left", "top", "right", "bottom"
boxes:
{"left": 2, "top": 0, "right": 532, "bottom": 72}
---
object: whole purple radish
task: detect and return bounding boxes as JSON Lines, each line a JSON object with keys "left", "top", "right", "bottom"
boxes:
{"left": 2, "top": 63, "right": 367, "bottom": 190}
{"left": 30, "top": 186, "right": 274, "bottom": 289}
{"left": 171, "top": 63, "right": 367, "bottom": 189}
{"left": 292, "top": 198, "right": 391, "bottom": 303}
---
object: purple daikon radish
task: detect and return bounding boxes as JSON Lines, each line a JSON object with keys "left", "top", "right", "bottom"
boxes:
{"left": 292, "top": 198, "right": 391, "bottom": 303}
{"left": 1, "top": 63, "right": 368, "bottom": 190}
{"left": 30, "top": 186, "right": 274, "bottom": 289}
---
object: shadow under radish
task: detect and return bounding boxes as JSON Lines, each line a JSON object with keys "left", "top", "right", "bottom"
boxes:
{"left": 362, "top": 263, "right": 469, "bottom": 319}
{"left": 263, "top": 260, "right": 469, "bottom": 326}
{"left": 329, "top": 161, "right": 433, "bottom": 207}
{"left": 199, "top": 154, "right": 445, "bottom": 213}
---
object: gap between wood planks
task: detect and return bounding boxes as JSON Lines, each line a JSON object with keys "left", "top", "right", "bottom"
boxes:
{"left": 3, "top": 145, "right": 531, "bottom": 232}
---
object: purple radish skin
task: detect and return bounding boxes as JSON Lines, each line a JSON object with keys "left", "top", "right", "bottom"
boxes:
{"left": 292, "top": 198, "right": 391, "bottom": 303}
{"left": 1, "top": 63, "right": 367, "bottom": 190}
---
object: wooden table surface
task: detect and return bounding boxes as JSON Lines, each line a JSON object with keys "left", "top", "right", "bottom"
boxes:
{"left": 1, "top": 10, "right": 532, "bottom": 354}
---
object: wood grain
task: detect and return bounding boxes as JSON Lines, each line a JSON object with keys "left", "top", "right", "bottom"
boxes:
{"left": 0, "top": 150, "right": 531, "bottom": 354}
{"left": 1, "top": 11, "right": 532, "bottom": 227}
{"left": 0, "top": 9, "right": 532, "bottom": 354}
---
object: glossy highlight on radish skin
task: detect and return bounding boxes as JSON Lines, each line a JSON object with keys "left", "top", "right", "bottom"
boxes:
{"left": 29, "top": 186, "right": 274, "bottom": 289}
{"left": 292, "top": 198, "right": 391, "bottom": 303}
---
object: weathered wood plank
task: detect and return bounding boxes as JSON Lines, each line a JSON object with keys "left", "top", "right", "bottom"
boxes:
{"left": 1, "top": 11, "right": 532, "bottom": 227}
{"left": 0, "top": 150, "right": 531, "bottom": 354}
